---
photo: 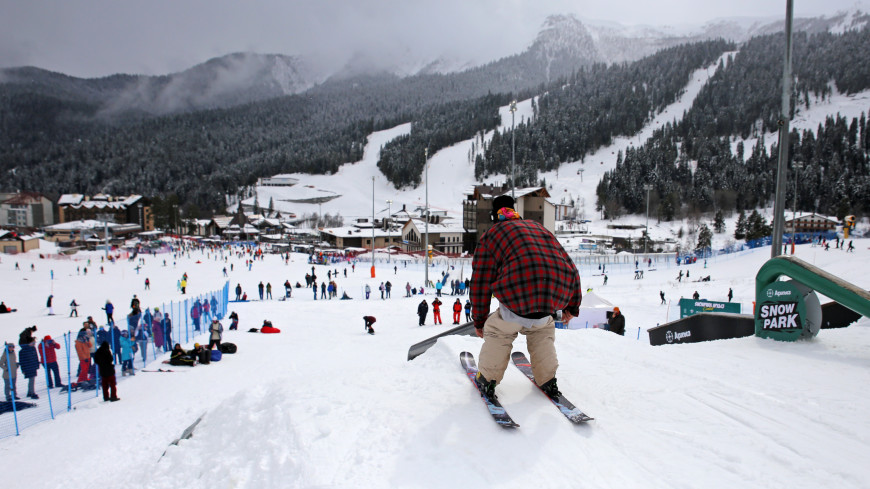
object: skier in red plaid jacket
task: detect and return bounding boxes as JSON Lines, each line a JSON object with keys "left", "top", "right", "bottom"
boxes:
{"left": 471, "top": 194, "right": 582, "bottom": 401}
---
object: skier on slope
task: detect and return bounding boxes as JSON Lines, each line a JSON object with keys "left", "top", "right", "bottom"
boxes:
{"left": 471, "top": 195, "right": 581, "bottom": 401}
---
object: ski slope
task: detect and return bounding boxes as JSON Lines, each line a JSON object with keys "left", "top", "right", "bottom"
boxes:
{"left": 0, "top": 238, "right": 868, "bottom": 488}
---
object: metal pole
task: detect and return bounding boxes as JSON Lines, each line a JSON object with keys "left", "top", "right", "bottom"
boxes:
{"left": 510, "top": 100, "right": 517, "bottom": 200}
{"left": 792, "top": 163, "right": 801, "bottom": 253}
{"left": 386, "top": 200, "right": 392, "bottom": 263}
{"left": 371, "top": 176, "right": 376, "bottom": 277}
{"left": 644, "top": 184, "right": 652, "bottom": 254}
{"left": 424, "top": 147, "right": 429, "bottom": 288}
{"left": 771, "top": 0, "right": 794, "bottom": 258}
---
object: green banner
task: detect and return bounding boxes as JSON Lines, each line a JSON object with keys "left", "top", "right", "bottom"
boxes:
{"left": 679, "top": 298, "right": 742, "bottom": 318}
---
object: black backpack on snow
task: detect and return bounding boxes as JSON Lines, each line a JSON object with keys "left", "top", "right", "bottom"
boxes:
{"left": 220, "top": 342, "right": 237, "bottom": 354}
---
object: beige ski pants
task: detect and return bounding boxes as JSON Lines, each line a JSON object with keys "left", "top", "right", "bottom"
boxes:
{"left": 478, "top": 308, "right": 558, "bottom": 386}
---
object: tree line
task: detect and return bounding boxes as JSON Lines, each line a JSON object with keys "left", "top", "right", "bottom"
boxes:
{"left": 595, "top": 27, "right": 870, "bottom": 227}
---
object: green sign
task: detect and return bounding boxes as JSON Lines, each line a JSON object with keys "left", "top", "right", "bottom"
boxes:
{"left": 679, "top": 298, "right": 742, "bottom": 318}
{"left": 755, "top": 281, "right": 807, "bottom": 341}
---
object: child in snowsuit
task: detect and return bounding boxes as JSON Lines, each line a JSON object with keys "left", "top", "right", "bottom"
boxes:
{"left": 119, "top": 331, "right": 135, "bottom": 376}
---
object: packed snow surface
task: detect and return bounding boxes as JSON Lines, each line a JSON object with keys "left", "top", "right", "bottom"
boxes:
{"left": 0, "top": 238, "right": 868, "bottom": 488}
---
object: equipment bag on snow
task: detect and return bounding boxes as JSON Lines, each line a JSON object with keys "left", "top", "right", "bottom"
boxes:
{"left": 197, "top": 349, "right": 210, "bottom": 365}
{"left": 220, "top": 342, "right": 237, "bottom": 354}
{"left": 210, "top": 349, "right": 222, "bottom": 362}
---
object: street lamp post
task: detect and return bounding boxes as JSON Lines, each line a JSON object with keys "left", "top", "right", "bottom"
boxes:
{"left": 643, "top": 184, "right": 653, "bottom": 254}
{"left": 371, "top": 176, "right": 376, "bottom": 278}
{"left": 424, "top": 147, "right": 430, "bottom": 288}
{"left": 771, "top": 0, "right": 794, "bottom": 258}
{"left": 386, "top": 199, "right": 392, "bottom": 263}
{"left": 509, "top": 100, "right": 517, "bottom": 200}
{"left": 791, "top": 163, "right": 802, "bottom": 254}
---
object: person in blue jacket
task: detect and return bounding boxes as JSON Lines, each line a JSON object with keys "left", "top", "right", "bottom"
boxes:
{"left": 111, "top": 324, "right": 123, "bottom": 364}
{"left": 119, "top": 331, "right": 135, "bottom": 376}
{"left": 134, "top": 321, "right": 150, "bottom": 364}
{"left": 102, "top": 300, "right": 115, "bottom": 325}
{"left": 96, "top": 326, "right": 110, "bottom": 347}
{"left": 18, "top": 341, "right": 40, "bottom": 399}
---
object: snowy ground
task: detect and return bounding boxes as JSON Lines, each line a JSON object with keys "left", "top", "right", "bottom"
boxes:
{"left": 0, "top": 237, "right": 868, "bottom": 488}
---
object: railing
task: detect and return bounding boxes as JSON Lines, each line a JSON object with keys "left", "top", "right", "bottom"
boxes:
{"left": 0, "top": 282, "right": 229, "bottom": 439}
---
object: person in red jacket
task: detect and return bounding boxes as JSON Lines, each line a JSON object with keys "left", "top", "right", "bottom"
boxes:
{"left": 452, "top": 299, "right": 462, "bottom": 324}
{"left": 260, "top": 320, "right": 281, "bottom": 334}
{"left": 431, "top": 298, "right": 443, "bottom": 325}
{"left": 471, "top": 194, "right": 582, "bottom": 401}
{"left": 38, "top": 335, "right": 65, "bottom": 388}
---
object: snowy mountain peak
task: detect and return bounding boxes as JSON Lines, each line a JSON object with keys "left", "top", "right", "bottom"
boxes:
{"left": 531, "top": 15, "right": 602, "bottom": 61}
{"left": 527, "top": 15, "right": 603, "bottom": 80}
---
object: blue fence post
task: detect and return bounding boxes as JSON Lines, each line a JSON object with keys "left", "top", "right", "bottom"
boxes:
{"left": 93, "top": 337, "right": 100, "bottom": 399}
{"left": 162, "top": 302, "right": 167, "bottom": 353}
{"left": 185, "top": 298, "right": 190, "bottom": 343}
{"left": 4, "top": 343, "right": 20, "bottom": 436}
{"left": 40, "top": 342, "right": 55, "bottom": 420}
{"left": 110, "top": 326, "right": 116, "bottom": 365}
{"left": 64, "top": 332, "right": 72, "bottom": 411}
{"left": 637, "top": 327, "right": 641, "bottom": 341}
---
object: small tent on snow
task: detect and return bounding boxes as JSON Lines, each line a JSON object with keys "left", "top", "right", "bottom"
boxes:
{"left": 567, "top": 291, "right": 614, "bottom": 330}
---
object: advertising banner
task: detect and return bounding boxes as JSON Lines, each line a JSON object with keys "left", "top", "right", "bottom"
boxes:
{"left": 755, "top": 281, "right": 806, "bottom": 341}
{"left": 679, "top": 298, "right": 741, "bottom": 318}
{"left": 648, "top": 313, "right": 754, "bottom": 346}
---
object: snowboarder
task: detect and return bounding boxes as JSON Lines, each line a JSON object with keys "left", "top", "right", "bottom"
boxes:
{"left": 727, "top": 288, "right": 733, "bottom": 302}
{"left": 46, "top": 295, "right": 54, "bottom": 315}
{"left": 363, "top": 316, "right": 376, "bottom": 335}
{"left": 69, "top": 298, "right": 79, "bottom": 317}
{"left": 660, "top": 291, "right": 666, "bottom": 304}
{"left": 693, "top": 291, "right": 700, "bottom": 300}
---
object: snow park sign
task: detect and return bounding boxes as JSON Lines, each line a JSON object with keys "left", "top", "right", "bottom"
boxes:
{"left": 755, "top": 281, "right": 808, "bottom": 341}
{"left": 679, "top": 298, "right": 741, "bottom": 318}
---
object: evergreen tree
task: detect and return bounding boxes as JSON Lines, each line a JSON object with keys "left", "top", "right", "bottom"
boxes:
{"left": 697, "top": 224, "right": 713, "bottom": 250}
{"left": 713, "top": 210, "right": 725, "bottom": 233}
{"left": 735, "top": 211, "right": 747, "bottom": 240}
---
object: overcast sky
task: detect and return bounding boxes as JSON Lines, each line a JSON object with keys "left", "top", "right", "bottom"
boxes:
{"left": 0, "top": 0, "right": 863, "bottom": 78}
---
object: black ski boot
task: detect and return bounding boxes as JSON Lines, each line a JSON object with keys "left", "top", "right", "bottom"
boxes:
{"left": 475, "top": 372, "right": 497, "bottom": 401}
{"left": 540, "top": 377, "right": 562, "bottom": 400}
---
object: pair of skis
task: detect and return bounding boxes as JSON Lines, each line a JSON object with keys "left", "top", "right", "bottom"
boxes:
{"left": 460, "top": 351, "right": 593, "bottom": 428}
